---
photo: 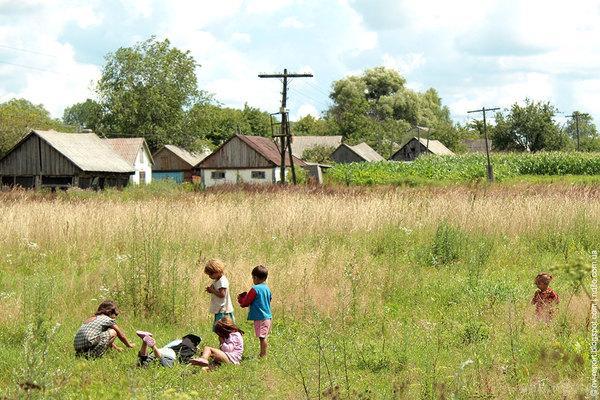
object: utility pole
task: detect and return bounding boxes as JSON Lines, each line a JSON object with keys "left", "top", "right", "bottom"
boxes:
{"left": 467, "top": 106, "right": 500, "bottom": 183}
{"left": 566, "top": 111, "right": 590, "bottom": 151}
{"left": 259, "top": 69, "right": 313, "bottom": 184}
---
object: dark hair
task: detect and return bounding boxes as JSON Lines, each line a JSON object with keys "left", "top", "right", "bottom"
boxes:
{"left": 213, "top": 316, "right": 244, "bottom": 338}
{"left": 95, "top": 300, "right": 119, "bottom": 317}
{"left": 252, "top": 265, "right": 268, "bottom": 281}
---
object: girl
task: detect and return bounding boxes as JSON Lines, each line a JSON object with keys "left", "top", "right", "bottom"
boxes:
{"left": 203, "top": 259, "right": 235, "bottom": 324}
{"left": 531, "top": 273, "right": 560, "bottom": 321}
{"left": 190, "top": 317, "right": 244, "bottom": 367}
{"left": 74, "top": 300, "right": 134, "bottom": 358}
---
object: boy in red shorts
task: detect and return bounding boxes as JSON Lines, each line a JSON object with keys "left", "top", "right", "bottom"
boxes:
{"left": 238, "top": 265, "right": 272, "bottom": 357}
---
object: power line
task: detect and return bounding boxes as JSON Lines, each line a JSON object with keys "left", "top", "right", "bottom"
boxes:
{"left": 0, "top": 44, "right": 57, "bottom": 58}
{"left": 0, "top": 60, "right": 59, "bottom": 74}
{"left": 467, "top": 106, "right": 500, "bottom": 183}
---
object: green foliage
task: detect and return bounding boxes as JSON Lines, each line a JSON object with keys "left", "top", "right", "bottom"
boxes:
{"left": 328, "top": 152, "right": 600, "bottom": 185}
{"left": 430, "top": 221, "right": 464, "bottom": 266}
{"left": 292, "top": 115, "right": 339, "bottom": 136}
{"left": 301, "top": 145, "right": 335, "bottom": 164}
{"left": 0, "top": 98, "right": 73, "bottom": 156}
{"left": 97, "top": 37, "right": 206, "bottom": 151}
{"left": 493, "top": 100, "right": 568, "bottom": 152}
{"left": 62, "top": 99, "right": 104, "bottom": 133}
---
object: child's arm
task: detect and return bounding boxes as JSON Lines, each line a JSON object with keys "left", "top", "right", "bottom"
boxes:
{"left": 113, "top": 324, "right": 135, "bottom": 348}
{"left": 206, "top": 286, "right": 226, "bottom": 298}
{"left": 238, "top": 288, "right": 256, "bottom": 308}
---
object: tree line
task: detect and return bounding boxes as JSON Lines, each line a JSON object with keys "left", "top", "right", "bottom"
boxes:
{"left": 0, "top": 37, "right": 597, "bottom": 158}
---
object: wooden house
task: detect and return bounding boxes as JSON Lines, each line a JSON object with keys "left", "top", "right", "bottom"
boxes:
{"left": 152, "top": 145, "right": 210, "bottom": 183}
{"left": 331, "top": 142, "right": 384, "bottom": 163}
{"left": 0, "top": 130, "right": 133, "bottom": 189}
{"left": 389, "top": 137, "right": 454, "bottom": 161}
{"left": 103, "top": 138, "right": 153, "bottom": 184}
{"left": 289, "top": 135, "right": 342, "bottom": 159}
{"left": 195, "top": 134, "right": 306, "bottom": 187}
{"left": 462, "top": 138, "right": 494, "bottom": 153}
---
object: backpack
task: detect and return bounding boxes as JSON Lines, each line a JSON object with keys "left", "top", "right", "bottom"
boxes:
{"left": 169, "top": 334, "right": 201, "bottom": 364}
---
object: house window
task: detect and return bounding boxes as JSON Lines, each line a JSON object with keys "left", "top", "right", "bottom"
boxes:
{"left": 211, "top": 171, "right": 225, "bottom": 180}
{"left": 139, "top": 171, "right": 146, "bottom": 184}
{"left": 251, "top": 171, "right": 266, "bottom": 179}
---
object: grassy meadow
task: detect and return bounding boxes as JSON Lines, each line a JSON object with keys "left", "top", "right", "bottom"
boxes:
{"left": 0, "top": 183, "right": 595, "bottom": 399}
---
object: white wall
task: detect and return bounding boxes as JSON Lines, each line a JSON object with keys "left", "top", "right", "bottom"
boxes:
{"left": 202, "top": 168, "right": 277, "bottom": 187}
{"left": 130, "top": 147, "right": 153, "bottom": 185}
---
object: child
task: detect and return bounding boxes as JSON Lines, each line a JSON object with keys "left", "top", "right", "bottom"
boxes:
{"left": 136, "top": 331, "right": 202, "bottom": 368}
{"left": 531, "top": 273, "right": 560, "bottom": 320}
{"left": 190, "top": 317, "right": 244, "bottom": 367}
{"left": 74, "top": 300, "right": 135, "bottom": 358}
{"left": 204, "top": 259, "right": 234, "bottom": 324}
{"left": 237, "top": 265, "right": 272, "bottom": 357}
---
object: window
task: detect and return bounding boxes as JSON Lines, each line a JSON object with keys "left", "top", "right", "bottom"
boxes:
{"left": 251, "top": 171, "right": 266, "bottom": 179}
{"left": 211, "top": 171, "right": 225, "bottom": 180}
{"left": 139, "top": 171, "right": 146, "bottom": 184}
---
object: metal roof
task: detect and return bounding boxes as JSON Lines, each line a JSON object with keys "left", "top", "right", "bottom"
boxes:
{"left": 34, "top": 130, "right": 134, "bottom": 173}
{"left": 415, "top": 137, "right": 454, "bottom": 155}
{"left": 344, "top": 142, "right": 384, "bottom": 161}
{"left": 162, "top": 144, "right": 210, "bottom": 167}
{"left": 104, "top": 138, "right": 153, "bottom": 166}
{"left": 462, "top": 138, "right": 493, "bottom": 153}
{"left": 289, "top": 135, "right": 342, "bottom": 158}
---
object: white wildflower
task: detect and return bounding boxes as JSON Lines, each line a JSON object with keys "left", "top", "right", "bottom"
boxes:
{"left": 460, "top": 359, "right": 474, "bottom": 370}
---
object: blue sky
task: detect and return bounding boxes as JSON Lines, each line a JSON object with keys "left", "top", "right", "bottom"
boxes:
{"left": 1, "top": 0, "right": 599, "bottom": 128}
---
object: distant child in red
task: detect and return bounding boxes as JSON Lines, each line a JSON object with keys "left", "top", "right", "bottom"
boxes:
{"left": 531, "top": 273, "right": 559, "bottom": 321}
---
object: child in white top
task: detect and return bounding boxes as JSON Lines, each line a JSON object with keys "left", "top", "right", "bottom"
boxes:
{"left": 204, "top": 259, "right": 234, "bottom": 324}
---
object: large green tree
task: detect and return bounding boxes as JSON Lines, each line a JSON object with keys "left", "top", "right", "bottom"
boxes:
{"left": 326, "top": 66, "right": 460, "bottom": 156}
{"left": 493, "top": 100, "right": 568, "bottom": 152}
{"left": 0, "top": 99, "right": 72, "bottom": 157}
{"left": 564, "top": 112, "right": 598, "bottom": 151}
{"left": 292, "top": 115, "right": 339, "bottom": 136}
{"left": 97, "top": 37, "right": 205, "bottom": 150}
{"left": 63, "top": 99, "right": 103, "bottom": 133}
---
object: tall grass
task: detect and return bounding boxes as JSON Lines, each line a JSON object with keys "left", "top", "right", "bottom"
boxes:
{"left": 0, "top": 184, "right": 594, "bottom": 399}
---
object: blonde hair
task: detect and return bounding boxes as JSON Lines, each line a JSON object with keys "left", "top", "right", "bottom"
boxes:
{"left": 204, "top": 258, "right": 225, "bottom": 275}
{"left": 534, "top": 273, "right": 553, "bottom": 286}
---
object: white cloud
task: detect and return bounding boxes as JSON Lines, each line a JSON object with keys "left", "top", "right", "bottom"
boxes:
{"left": 230, "top": 32, "right": 251, "bottom": 44}
{"left": 280, "top": 16, "right": 304, "bottom": 28}
{"left": 294, "top": 103, "right": 319, "bottom": 120}
{"left": 381, "top": 53, "right": 425, "bottom": 75}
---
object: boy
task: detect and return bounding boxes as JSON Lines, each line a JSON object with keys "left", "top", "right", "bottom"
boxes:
{"left": 238, "top": 265, "right": 272, "bottom": 357}
{"left": 531, "top": 272, "right": 560, "bottom": 321}
{"left": 204, "top": 259, "right": 234, "bottom": 324}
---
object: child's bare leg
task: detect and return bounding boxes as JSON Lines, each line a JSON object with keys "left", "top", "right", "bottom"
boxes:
{"left": 201, "top": 347, "right": 230, "bottom": 364}
{"left": 139, "top": 341, "right": 148, "bottom": 357}
{"left": 151, "top": 345, "right": 162, "bottom": 359}
{"left": 259, "top": 338, "right": 268, "bottom": 357}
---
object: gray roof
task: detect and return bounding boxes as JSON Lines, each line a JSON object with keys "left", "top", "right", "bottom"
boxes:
{"left": 163, "top": 144, "right": 210, "bottom": 167}
{"left": 414, "top": 137, "right": 454, "bottom": 155}
{"left": 345, "top": 142, "right": 384, "bottom": 161}
{"left": 462, "top": 138, "right": 493, "bottom": 153}
{"left": 289, "top": 135, "right": 343, "bottom": 158}
{"left": 34, "top": 130, "right": 134, "bottom": 173}
{"left": 104, "top": 138, "right": 153, "bottom": 166}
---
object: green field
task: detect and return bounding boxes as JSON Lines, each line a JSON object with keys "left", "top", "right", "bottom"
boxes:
{"left": 327, "top": 152, "right": 600, "bottom": 186}
{"left": 0, "top": 183, "right": 594, "bottom": 399}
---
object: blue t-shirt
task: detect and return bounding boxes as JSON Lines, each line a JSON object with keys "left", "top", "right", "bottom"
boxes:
{"left": 248, "top": 283, "right": 272, "bottom": 321}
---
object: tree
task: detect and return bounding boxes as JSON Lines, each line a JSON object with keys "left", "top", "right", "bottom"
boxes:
{"left": 241, "top": 103, "right": 272, "bottom": 137}
{"left": 301, "top": 145, "right": 336, "bottom": 164}
{"left": 97, "top": 37, "right": 206, "bottom": 150}
{"left": 564, "top": 112, "right": 598, "bottom": 151}
{"left": 292, "top": 115, "right": 339, "bottom": 136}
{"left": 0, "top": 99, "right": 72, "bottom": 157}
{"left": 493, "top": 99, "right": 568, "bottom": 152}
{"left": 63, "top": 99, "right": 103, "bottom": 133}
{"left": 326, "top": 67, "right": 461, "bottom": 154}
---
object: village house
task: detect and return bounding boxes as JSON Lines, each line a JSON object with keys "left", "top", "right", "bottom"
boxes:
{"left": 331, "top": 142, "right": 384, "bottom": 163}
{"left": 152, "top": 144, "right": 210, "bottom": 183}
{"left": 103, "top": 137, "right": 153, "bottom": 184}
{"left": 0, "top": 130, "right": 133, "bottom": 189}
{"left": 462, "top": 138, "right": 494, "bottom": 154}
{"left": 389, "top": 137, "right": 454, "bottom": 161}
{"left": 195, "top": 134, "right": 305, "bottom": 187}
{"left": 289, "top": 135, "right": 342, "bottom": 159}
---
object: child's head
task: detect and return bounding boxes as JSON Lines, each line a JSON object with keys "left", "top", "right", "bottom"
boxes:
{"left": 95, "top": 300, "right": 119, "bottom": 318}
{"left": 214, "top": 316, "right": 243, "bottom": 338}
{"left": 534, "top": 273, "right": 553, "bottom": 291}
{"left": 204, "top": 259, "right": 225, "bottom": 280}
{"left": 251, "top": 265, "right": 268, "bottom": 284}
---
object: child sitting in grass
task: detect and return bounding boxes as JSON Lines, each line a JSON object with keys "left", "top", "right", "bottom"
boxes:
{"left": 237, "top": 265, "right": 272, "bottom": 358}
{"left": 204, "top": 259, "right": 235, "bottom": 324}
{"left": 531, "top": 273, "right": 560, "bottom": 320}
{"left": 74, "top": 300, "right": 135, "bottom": 358}
{"left": 190, "top": 317, "right": 244, "bottom": 368}
{"left": 136, "top": 331, "right": 202, "bottom": 368}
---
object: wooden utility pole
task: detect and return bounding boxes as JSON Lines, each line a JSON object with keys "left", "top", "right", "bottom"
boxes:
{"left": 258, "top": 69, "right": 313, "bottom": 184}
{"left": 467, "top": 106, "right": 500, "bottom": 182}
{"left": 567, "top": 111, "right": 590, "bottom": 151}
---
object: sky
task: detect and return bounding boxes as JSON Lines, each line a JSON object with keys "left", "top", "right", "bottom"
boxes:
{"left": 1, "top": 0, "right": 599, "bottom": 128}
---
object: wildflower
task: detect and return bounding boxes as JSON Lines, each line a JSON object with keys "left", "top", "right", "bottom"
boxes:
{"left": 460, "top": 359, "right": 474, "bottom": 369}
{"left": 26, "top": 241, "right": 39, "bottom": 250}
